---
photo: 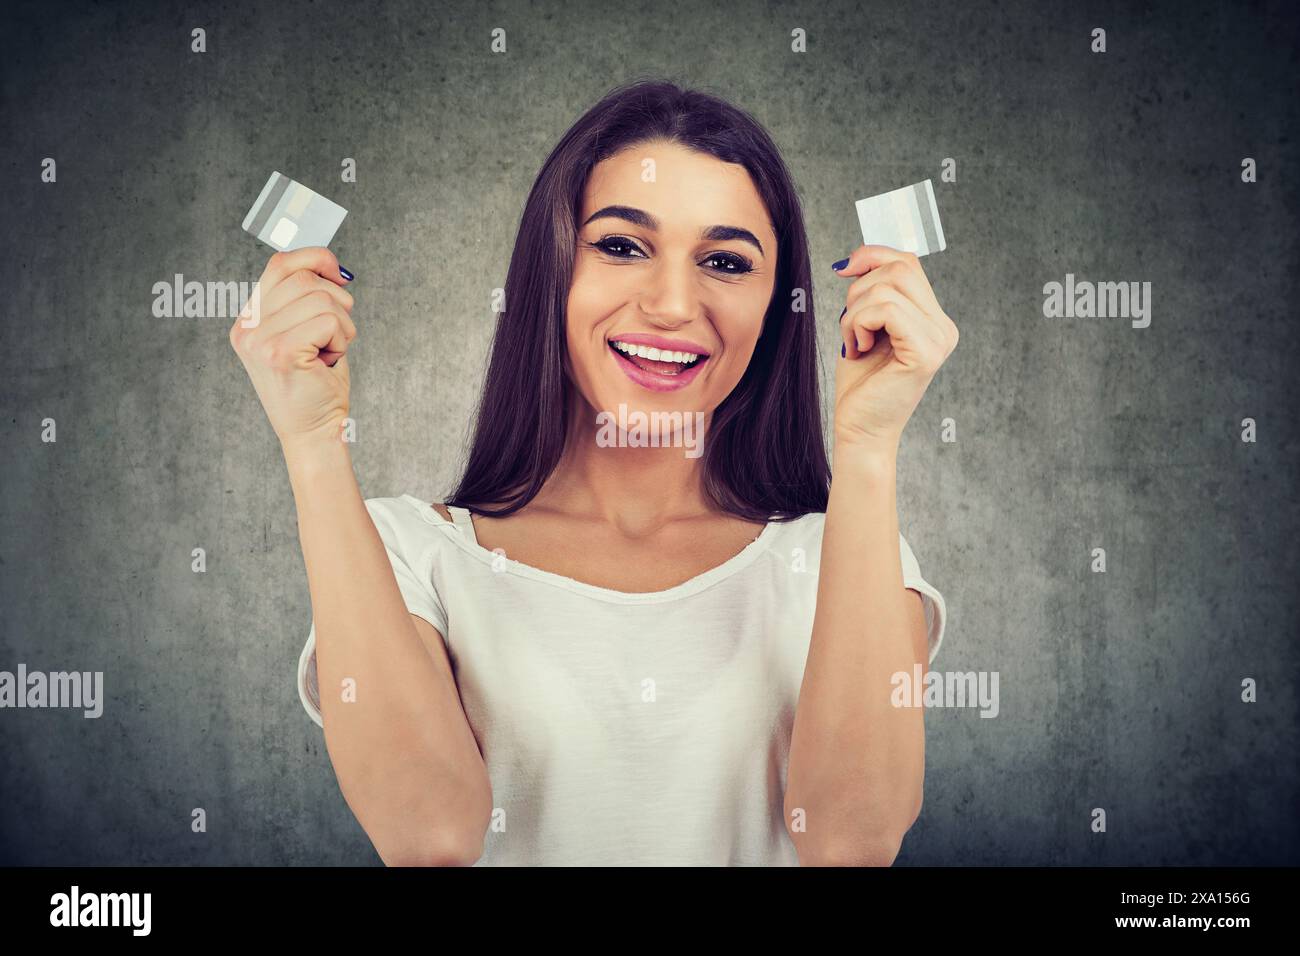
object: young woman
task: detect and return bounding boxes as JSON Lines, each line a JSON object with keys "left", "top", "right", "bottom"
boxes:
{"left": 230, "top": 79, "right": 958, "bottom": 866}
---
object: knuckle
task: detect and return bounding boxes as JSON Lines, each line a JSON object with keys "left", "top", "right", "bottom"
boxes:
{"left": 307, "top": 289, "right": 335, "bottom": 311}
{"left": 233, "top": 326, "right": 256, "bottom": 357}
{"left": 258, "top": 339, "right": 286, "bottom": 369}
{"left": 265, "top": 251, "right": 290, "bottom": 277}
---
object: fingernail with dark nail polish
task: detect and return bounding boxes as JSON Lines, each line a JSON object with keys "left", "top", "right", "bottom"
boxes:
{"left": 831, "top": 258, "right": 849, "bottom": 272}
{"left": 841, "top": 343, "right": 846, "bottom": 358}
{"left": 839, "top": 306, "right": 847, "bottom": 319}
{"left": 339, "top": 266, "right": 354, "bottom": 282}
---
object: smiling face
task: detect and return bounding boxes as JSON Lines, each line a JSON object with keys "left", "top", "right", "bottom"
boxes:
{"left": 564, "top": 139, "right": 779, "bottom": 424}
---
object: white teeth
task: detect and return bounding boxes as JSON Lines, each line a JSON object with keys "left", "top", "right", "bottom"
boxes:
{"left": 611, "top": 340, "right": 703, "bottom": 365}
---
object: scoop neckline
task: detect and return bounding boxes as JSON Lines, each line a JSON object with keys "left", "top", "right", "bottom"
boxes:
{"left": 397, "top": 493, "right": 785, "bottom": 605}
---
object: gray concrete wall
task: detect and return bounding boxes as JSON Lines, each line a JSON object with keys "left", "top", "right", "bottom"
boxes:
{"left": 1, "top": 0, "right": 1296, "bottom": 864}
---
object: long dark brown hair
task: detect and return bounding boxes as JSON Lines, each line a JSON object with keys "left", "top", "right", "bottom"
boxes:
{"left": 446, "top": 77, "right": 830, "bottom": 522}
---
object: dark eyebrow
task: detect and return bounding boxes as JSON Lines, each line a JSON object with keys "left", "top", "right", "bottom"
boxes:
{"left": 581, "top": 205, "right": 765, "bottom": 257}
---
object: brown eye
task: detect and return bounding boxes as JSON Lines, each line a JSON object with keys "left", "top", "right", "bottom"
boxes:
{"left": 591, "top": 237, "right": 646, "bottom": 259}
{"left": 702, "top": 252, "right": 753, "bottom": 275}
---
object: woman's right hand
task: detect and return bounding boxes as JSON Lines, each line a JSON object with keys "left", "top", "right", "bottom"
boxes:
{"left": 229, "top": 246, "right": 357, "bottom": 455}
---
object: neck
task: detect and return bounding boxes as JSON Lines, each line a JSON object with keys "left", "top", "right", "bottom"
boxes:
{"left": 535, "top": 392, "right": 715, "bottom": 536}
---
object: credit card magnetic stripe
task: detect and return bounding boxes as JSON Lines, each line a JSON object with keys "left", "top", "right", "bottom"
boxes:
{"left": 244, "top": 171, "right": 290, "bottom": 236}
{"left": 915, "top": 180, "right": 944, "bottom": 254}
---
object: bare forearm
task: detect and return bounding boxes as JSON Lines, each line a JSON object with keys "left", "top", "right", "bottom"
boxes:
{"left": 785, "top": 446, "right": 926, "bottom": 866}
{"left": 286, "top": 439, "right": 491, "bottom": 864}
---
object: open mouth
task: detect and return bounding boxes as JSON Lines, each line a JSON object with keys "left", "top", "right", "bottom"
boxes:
{"left": 607, "top": 339, "right": 708, "bottom": 377}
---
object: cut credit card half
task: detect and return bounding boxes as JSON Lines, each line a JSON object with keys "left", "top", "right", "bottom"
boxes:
{"left": 855, "top": 179, "right": 946, "bottom": 257}
{"left": 241, "top": 171, "right": 347, "bottom": 252}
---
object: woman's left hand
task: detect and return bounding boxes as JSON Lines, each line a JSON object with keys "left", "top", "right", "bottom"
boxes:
{"left": 831, "top": 245, "right": 959, "bottom": 454}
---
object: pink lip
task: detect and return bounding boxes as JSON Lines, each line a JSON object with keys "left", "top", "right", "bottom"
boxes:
{"left": 608, "top": 341, "right": 709, "bottom": 393}
{"left": 607, "top": 332, "right": 712, "bottom": 357}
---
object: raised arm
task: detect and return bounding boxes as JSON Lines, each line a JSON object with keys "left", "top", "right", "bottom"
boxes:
{"left": 231, "top": 246, "right": 492, "bottom": 866}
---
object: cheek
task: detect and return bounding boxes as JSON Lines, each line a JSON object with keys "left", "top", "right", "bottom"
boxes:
{"left": 563, "top": 273, "right": 611, "bottom": 394}
{"left": 717, "top": 299, "right": 766, "bottom": 357}
{"left": 567, "top": 257, "right": 623, "bottom": 321}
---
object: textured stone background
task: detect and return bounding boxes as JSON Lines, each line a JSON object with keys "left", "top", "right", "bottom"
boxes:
{"left": 1, "top": 0, "right": 1296, "bottom": 865}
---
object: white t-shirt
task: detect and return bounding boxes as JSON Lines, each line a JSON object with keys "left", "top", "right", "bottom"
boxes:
{"left": 298, "top": 494, "right": 947, "bottom": 866}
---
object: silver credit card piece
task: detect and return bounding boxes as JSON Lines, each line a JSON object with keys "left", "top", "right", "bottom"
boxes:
{"left": 242, "top": 171, "right": 347, "bottom": 251}
{"left": 855, "top": 179, "right": 946, "bottom": 257}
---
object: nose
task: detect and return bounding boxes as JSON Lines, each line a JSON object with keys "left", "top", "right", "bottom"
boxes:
{"left": 637, "top": 257, "right": 702, "bottom": 328}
